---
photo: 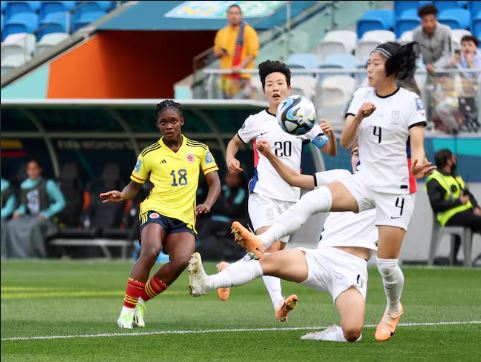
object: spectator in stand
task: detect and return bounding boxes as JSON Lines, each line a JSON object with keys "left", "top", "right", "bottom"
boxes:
{"left": 426, "top": 149, "right": 481, "bottom": 264}
{"left": 413, "top": 4, "right": 452, "bottom": 73}
{"left": 214, "top": 4, "right": 259, "bottom": 99}
{"left": 4, "top": 159, "right": 65, "bottom": 258}
{"left": 1, "top": 178, "right": 16, "bottom": 258}
{"left": 445, "top": 35, "right": 481, "bottom": 81}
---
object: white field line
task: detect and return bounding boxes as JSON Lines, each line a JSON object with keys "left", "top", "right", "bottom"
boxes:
{"left": 2, "top": 320, "right": 481, "bottom": 342}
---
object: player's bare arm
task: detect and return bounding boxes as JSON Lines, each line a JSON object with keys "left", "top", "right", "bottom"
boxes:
{"left": 319, "top": 120, "right": 337, "bottom": 156}
{"left": 340, "top": 102, "right": 376, "bottom": 149}
{"left": 99, "top": 180, "right": 142, "bottom": 203}
{"left": 226, "top": 134, "right": 244, "bottom": 173}
{"left": 409, "top": 125, "right": 435, "bottom": 178}
{"left": 196, "top": 171, "right": 221, "bottom": 215}
{"left": 257, "top": 141, "right": 315, "bottom": 190}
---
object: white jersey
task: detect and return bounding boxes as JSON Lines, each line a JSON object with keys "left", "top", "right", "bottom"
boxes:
{"left": 314, "top": 169, "right": 377, "bottom": 251}
{"left": 346, "top": 87, "right": 426, "bottom": 194}
{"left": 238, "top": 109, "right": 323, "bottom": 202}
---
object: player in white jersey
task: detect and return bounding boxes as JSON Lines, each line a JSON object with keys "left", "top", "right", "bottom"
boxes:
{"left": 229, "top": 42, "right": 436, "bottom": 341}
{"left": 223, "top": 60, "right": 337, "bottom": 320}
{"left": 188, "top": 144, "right": 377, "bottom": 342}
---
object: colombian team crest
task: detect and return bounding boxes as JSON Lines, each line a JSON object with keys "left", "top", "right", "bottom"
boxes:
{"left": 186, "top": 154, "right": 195, "bottom": 163}
{"left": 149, "top": 212, "right": 160, "bottom": 219}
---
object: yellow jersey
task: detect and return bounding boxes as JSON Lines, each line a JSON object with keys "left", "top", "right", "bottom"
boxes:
{"left": 131, "top": 136, "right": 219, "bottom": 231}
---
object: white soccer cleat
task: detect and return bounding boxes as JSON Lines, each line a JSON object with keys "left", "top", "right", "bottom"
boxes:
{"left": 134, "top": 302, "right": 146, "bottom": 328}
{"left": 117, "top": 308, "right": 135, "bottom": 329}
{"left": 301, "top": 325, "right": 362, "bottom": 342}
{"left": 188, "top": 252, "right": 209, "bottom": 297}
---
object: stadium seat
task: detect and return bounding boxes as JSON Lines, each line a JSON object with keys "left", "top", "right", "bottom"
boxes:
{"left": 290, "top": 75, "right": 317, "bottom": 101}
{"left": 286, "top": 53, "right": 320, "bottom": 70}
{"left": 393, "top": 1, "right": 431, "bottom": 18}
{"left": 38, "top": 13, "right": 70, "bottom": 38}
{"left": 469, "top": 1, "right": 481, "bottom": 18}
{"left": 318, "top": 75, "right": 357, "bottom": 126}
{"left": 73, "top": 10, "right": 106, "bottom": 32}
{"left": 428, "top": 215, "right": 473, "bottom": 267}
{"left": 34, "top": 32, "right": 69, "bottom": 55}
{"left": 361, "top": 29, "right": 396, "bottom": 42}
{"left": 433, "top": 1, "right": 467, "bottom": 11}
{"left": 4, "top": 12, "right": 38, "bottom": 36}
{"left": 395, "top": 9, "right": 420, "bottom": 38}
{"left": 451, "top": 29, "right": 472, "bottom": 50}
{"left": 40, "top": 1, "right": 76, "bottom": 19}
{"left": 356, "top": 9, "right": 395, "bottom": 38}
{"left": 76, "top": 1, "right": 114, "bottom": 12}
{"left": 399, "top": 30, "right": 414, "bottom": 44}
{"left": 5, "top": 1, "right": 41, "bottom": 19}
{"left": 321, "top": 53, "right": 358, "bottom": 69}
{"left": 316, "top": 30, "right": 357, "bottom": 63}
{"left": 472, "top": 13, "right": 481, "bottom": 40}
{"left": 438, "top": 8, "right": 470, "bottom": 30}
{"left": 2, "top": 32, "right": 36, "bottom": 55}
{"left": 356, "top": 40, "right": 381, "bottom": 64}
{"left": 1, "top": 52, "right": 31, "bottom": 72}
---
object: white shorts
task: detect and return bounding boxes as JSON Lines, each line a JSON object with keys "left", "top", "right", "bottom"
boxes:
{"left": 248, "top": 192, "right": 296, "bottom": 246}
{"left": 299, "top": 246, "right": 368, "bottom": 302}
{"left": 338, "top": 172, "right": 415, "bottom": 230}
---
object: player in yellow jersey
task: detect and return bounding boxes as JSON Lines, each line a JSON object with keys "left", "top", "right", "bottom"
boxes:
{"left": 100, "top": 100, "right": 221, "bottom": 329}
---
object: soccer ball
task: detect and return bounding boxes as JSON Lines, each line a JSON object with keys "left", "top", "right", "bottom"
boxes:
{"left": 276, "top": 95, "right": 317, "bottom": 136}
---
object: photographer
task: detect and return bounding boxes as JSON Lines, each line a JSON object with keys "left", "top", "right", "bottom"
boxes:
{"left": 426, "top": 149, "right": 481, "bottom": 264}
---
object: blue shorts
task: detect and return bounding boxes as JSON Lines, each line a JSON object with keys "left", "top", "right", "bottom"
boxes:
{"left": 140, "top": 211, "right": 196, "bottom": 236}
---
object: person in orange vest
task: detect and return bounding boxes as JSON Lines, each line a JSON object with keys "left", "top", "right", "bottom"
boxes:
{"left": 426, "top": 149, "right": 481, "bottom": 263}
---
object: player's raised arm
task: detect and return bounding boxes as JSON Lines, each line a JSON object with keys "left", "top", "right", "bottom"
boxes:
{"left": 226, "top": 134, "right": 244, "bottom": 173}
{"left": 319, "top": 120, "right": 337, "bottom": 156}
{"left": 256, "top": 141, "right": 316, "bottom": 190}
{"left": 341, "top": 102, "right": 376, "bottom": 149}
{"left": 100, "top": 180, "right": 142, "bottom": 203}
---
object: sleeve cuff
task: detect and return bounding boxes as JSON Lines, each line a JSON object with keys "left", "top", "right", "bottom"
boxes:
{"left": 408, "top": 121, "right": 427, "bottom": 129}
{"left": 236, "top": 132, "right": 247, "bottom": 144}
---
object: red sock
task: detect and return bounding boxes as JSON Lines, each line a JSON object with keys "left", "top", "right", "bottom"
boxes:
{"left": 141, "top": 275, "right": 167, "bottom": 302}
{"left": 123, "top": 278, "right": 146, "bottom": 308}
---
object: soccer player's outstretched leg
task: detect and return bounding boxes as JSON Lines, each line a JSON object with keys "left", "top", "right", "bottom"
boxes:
{"left": 100, "top": 100, "right": 220, "bottom": 328}
{"left": 229, "top": 43, "right": 435, "bottom": 340}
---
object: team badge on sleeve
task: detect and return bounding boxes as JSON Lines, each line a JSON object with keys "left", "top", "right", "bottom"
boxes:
{"left": 134, "top": 159, "right": 142, "bottom": 172}
{"left": 205, "top": 152, "right": 214, "bottom": 164}
{"left": 415, "top": 97, "right": 424, "bottom": 111}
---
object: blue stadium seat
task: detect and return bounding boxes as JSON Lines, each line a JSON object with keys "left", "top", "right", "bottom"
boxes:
{"left": 40, "top": 1, "right": 76, "bottom": 20}
{"left": 394, "top": 1, "right": 431, "bottom": 19}
{"left": 395, "top": 9, "right": 420, "bottom": 37}
{"left": 286, "top": 53, "right": 320, "bottom": 70}
{"left": 438, "top": 8, "right": 470, "bottom": 29}
{"left": 433, "top": 1, "right": 467, "bottom": 11}
{"left": 75, "top": 1, "right": 113, "bottom": 12}
{"left": 38, "top": 14, "right": 70, "bottom": 38}
{"left": 5, "top": 1, "right": 41, "bottom": 19}
{"left": 4, "top": 12, "right": 38, "bottom": 36}
{"left": 73, "top": 10, "right": 106, "bottom": 31}
{"left": 469, "top": 2, "right": 481, "bottom": 18}
{"left": 472, "top": 13, "right": 481, "bottom": 40}
{"left": 357, "top": 10, "right": 395, "bottom": 38}
{"left": 320, "top": 53, "right": 358, "bottom": 69}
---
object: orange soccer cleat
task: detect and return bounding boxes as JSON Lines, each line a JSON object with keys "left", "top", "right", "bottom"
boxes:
{"left": 216, "top": 261, "right": 231, "bottom": 301}
{"left": 275, "top": 294, "right": 298, "bottom": 322}
{"left": 231, "top": 221, "right": 264, "bottom": 259}
{"left": 375, "top": 304, "right": 404, "bottom": 341}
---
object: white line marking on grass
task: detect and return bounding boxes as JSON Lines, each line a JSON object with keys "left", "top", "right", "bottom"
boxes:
{"left": 3, "top": 320, "right": 480, "bottom": 342}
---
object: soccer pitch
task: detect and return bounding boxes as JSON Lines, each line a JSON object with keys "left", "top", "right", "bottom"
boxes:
{"left": 1, "top": 260, "right": 480, "bottom": 361}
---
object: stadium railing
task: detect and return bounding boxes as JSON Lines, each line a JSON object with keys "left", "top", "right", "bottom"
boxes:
{"left": 203, "top": 67, "right": 481, "bottom": 134}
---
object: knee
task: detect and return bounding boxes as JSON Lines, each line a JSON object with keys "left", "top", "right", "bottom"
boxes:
{"left": 138, "top": 248, "right": 160, "bottom": 265}
{"left": 376, "top": 258, "right": 399, "bottom": 276}
{"left": 170, "top": 254, "right": 191, "bottom": 270}
{"left": 342, "top": 326, "right": 362, "bottom": 342}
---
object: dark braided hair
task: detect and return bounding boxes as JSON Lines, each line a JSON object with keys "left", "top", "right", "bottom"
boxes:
{"left": 258, "top": 60, "right": 291, "bottom": 90}
{"left": 155, "top": 100, "right": 183, "bottom": 118}
{"left": 373, "top": 41, "right": 417, "bottom": 81}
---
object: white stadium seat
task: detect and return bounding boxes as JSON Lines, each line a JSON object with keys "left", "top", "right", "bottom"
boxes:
{"left": 399, "top": 30, "right": 414, "bottom": 44}
{"left": 290, "top": 75, "right": 317, "bottom": 102}
{"left": 316, "top": 30, "right": 357, "bottom": 63}
{"left": 361, "top": 29, "right": 396, "bottom": 42}
{"left": 451, "top": 29, "right": 471, "bottom": 50}
{"left": 34, "top": 32, "right": 69, "bottom": 56}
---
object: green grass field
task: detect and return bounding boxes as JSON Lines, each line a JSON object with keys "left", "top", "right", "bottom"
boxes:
{"left": 1, "top": 260, "right": 480, "bottom": 361}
